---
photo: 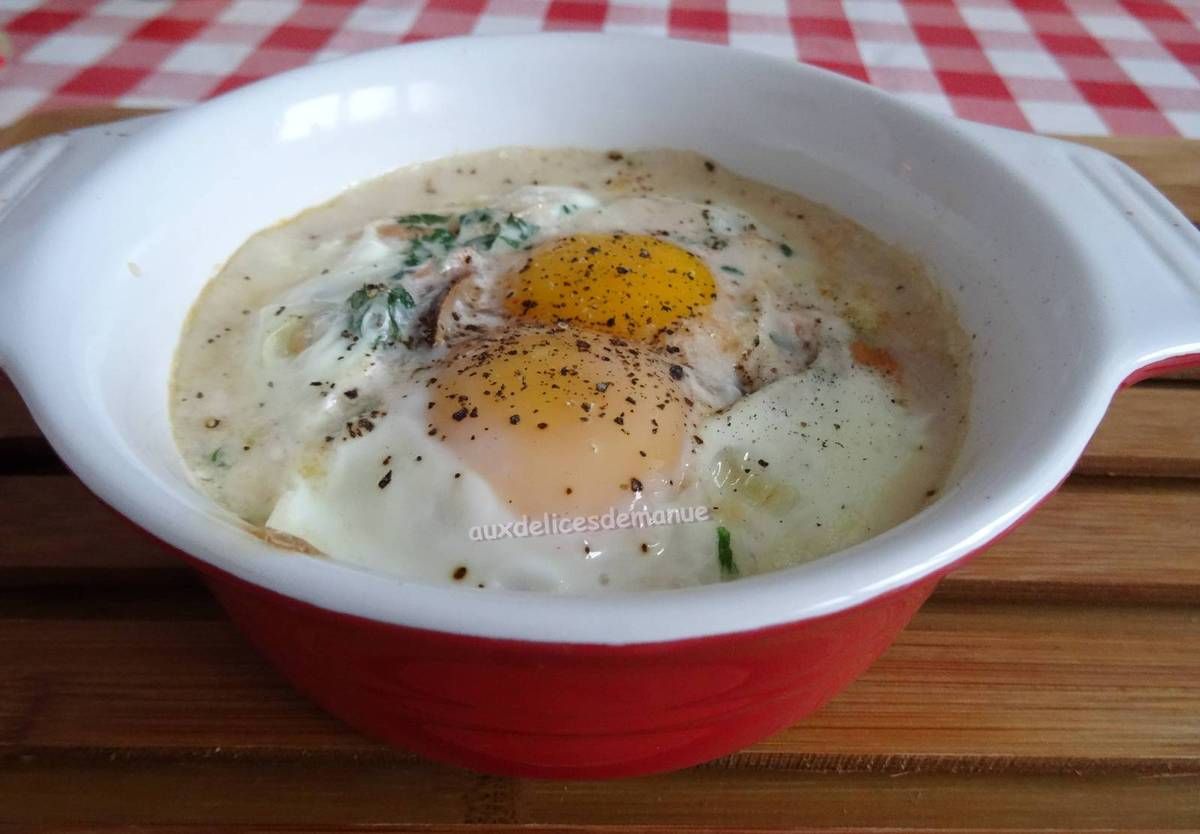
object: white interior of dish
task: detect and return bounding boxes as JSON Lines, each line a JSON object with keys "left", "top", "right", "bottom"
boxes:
{"left": 2, "top": 36, "right": 1153, "bottom": 643}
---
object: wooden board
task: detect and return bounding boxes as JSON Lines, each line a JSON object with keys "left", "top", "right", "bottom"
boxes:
{"left": 1, "top": 109, "right": 1198, "bottom": 832}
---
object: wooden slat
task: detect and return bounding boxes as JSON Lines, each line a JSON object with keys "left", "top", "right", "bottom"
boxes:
{"left": 2, "top": 600, "right": 1196, "bottom": 766}
{"left": 0, "top": 375, "right": 38, "bottom": 446}
{"left": 1079, "top": 387, "right": 1200, "bottom": 478}
{"left": 0, "top": 476, "right": 178, "bottom": 586}
{"left": 945, "top": 476, "right": 1200, "bottom": 604}
{"left": 4, "top": 475, "right": 1200, "bottom": 603}
{"left": 0, "top": 751, "right": 1195, "bottom": 830}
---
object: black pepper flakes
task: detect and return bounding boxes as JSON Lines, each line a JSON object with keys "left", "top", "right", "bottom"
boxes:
{"left": 378, "top": 470, "right": 393, "bottom": 489}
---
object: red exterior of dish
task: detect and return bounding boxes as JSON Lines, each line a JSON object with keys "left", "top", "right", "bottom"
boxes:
{"left": 198, "top": 561, "right": 937, "bottom": 779}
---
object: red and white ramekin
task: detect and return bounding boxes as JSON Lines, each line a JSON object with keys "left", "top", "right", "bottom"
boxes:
{"left": 2, "top": 35, "right": 1198, "bottom": 778}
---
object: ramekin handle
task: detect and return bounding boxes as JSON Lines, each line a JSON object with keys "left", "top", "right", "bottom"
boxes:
{"left": 0, "top": 115, "right": 161, "bottom": 369}
{"left": 957, "top": 123, "right": 1200, "bottom": 385}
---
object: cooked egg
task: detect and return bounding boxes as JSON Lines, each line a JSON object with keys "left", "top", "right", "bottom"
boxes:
{"left": 421, "top": 326, "right": 692, "bottom": 516}
{"left": 502, "top": 233, "right": 716, "bottom": 340}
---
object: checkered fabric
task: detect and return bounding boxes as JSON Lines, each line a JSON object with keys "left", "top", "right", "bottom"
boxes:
{"left": 1, "top": 0, "right": 1199, "bottom": 135}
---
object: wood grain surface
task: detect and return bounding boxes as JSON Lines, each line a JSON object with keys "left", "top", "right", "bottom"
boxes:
{"left": 1, "top": 110, "right": 1198, "bottom": 831}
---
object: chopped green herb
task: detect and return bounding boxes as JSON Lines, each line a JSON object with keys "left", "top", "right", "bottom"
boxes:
{"left": 208, "top": 447, "right": 230, "bottom": 469}
{"left": 780, "top": 242, "right": 794, "bottom": 257}
{"left": 497, "top": 213, "right": 538, "bottom": 248}
{"left": 347, "top": 283, "right": 415, "bottom": 348}
{"left": 459, "top": 233, "right": 498, "bottom": 250}
{"left": 421, "top": 227, "right": 456, "bottom": 248}
{"left": 717, "top": 526, "right": 738, "bottom": 578}
{"left": 383, "top": 281, "right": 415, "bottom": 308}
{"left": 395, "top": 213, "right": 450, "bottom": 226}
{"left": 455, "top": 209, "right": 538, "bottom": 252}
{"left": 720, "top": 265, "right": 744, "bottom": 275}
{"left": 561, "top": 204, "right": 577, "bottom": 215}
{"left": 458, "top": 208, "right": 493, "bottom": 226}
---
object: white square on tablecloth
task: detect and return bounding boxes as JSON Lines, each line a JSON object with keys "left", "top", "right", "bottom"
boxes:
{"left": 161, "top": 41, "right": 258, "bottom": 75}
{"left": 0, "top": 87, "right": 47, "bottom": 125}
{"left": 1116, "top": 56, "right": 1200, "bottom": 89}
{"left": 858, "top": 41, "right": 931, "bottom": 70}
{"left": 984, "top": 49, "right": 1067, "bottom": 80}
{"left": 23, "top": 33, "right": 118, "bottom": 66}
{"left": 726, "top": 0, "right": 788, "bottom": 16}
{"left": 1077, "top": 14, "right": 1154, "bottom": 42}
{"left": 958, "top": 7, "right": 1029, "bottom": 34}
{"left": 0, "top": 0, "right": 44, "bottom": 12}
{"left": 1164, "top": 109, "right": 1200, "bottom": 138}
{"left": 343, "top": 5, "right": 424, "bottom": 35}
{"left": 218, "top": 0, "right": 301, "bottom": 27}
{"left": 843, "top": 0, "right": 908, "bottom": 25}
{"left": 1018, "top": 101, "right": 1107, "bottom": 134}
{"left": 91, "top": 0, "right": 172, "bottom": 18}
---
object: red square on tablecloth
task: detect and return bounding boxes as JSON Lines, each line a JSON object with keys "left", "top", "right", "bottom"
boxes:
{"left": 6, "top": 10, "right": 81, "bottom": 35}
{"left": 545, "top": 1, "right": 607, "bottom": 30}
{"left": 937, "top": 70, "right": 1014, "bottom": 99}
{"left": 131, "top": 18, "right": 207, "bottom": 43}
{"left": 261, "top": 25, "right": 335, "bottom": 51}
{"left": 1075, "top": 79, "right": 1157, "bottom": 109}
{"left": 57, "top": 65, "right": 149, "bottom": 96}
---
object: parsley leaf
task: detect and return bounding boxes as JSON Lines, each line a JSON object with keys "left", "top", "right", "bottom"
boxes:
{"left": 346, "top": 283, "right": 415, "bottom": 348}
{"left": 717, "top": 526, "right": 739, "bottom": 578}
{"left": 780, "top": 242, "right": 794, "bottom": 257}
{"left": 455, "top": 209, "right": 538, "bottom": 252}
{"left": 496, "top": 213, "right": 537, "bottom": 248}
{"left": 395, "top": 213, "right": 450, "bottom": 226}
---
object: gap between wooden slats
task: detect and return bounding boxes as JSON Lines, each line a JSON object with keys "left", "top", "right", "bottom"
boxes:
{"left": 0, "top": 751, "right": 1195, "bottom": 829}
{"left": 10, "top": 830, "right": 1198, "bottom": 834}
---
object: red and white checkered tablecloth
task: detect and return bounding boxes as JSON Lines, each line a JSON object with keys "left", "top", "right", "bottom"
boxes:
{"left": 1, "top": 0, "right": 1198, "bottom": 136}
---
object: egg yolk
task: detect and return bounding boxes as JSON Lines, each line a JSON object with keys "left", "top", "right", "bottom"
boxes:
{"left": 503, "top": 233, "right": 716, "bottom": 341}
{"left": 421, "top": 326, "right": 691, "bottom": 516}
